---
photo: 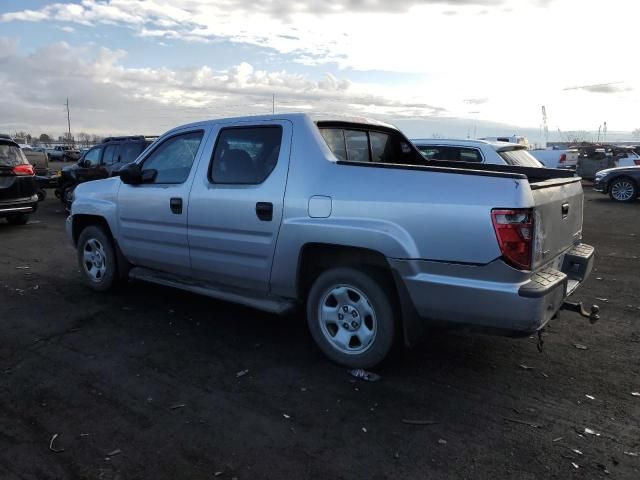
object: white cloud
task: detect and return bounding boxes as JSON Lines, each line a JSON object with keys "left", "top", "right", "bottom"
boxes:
{"left": 0, "top": 40, "right": 445, "bottom": 136}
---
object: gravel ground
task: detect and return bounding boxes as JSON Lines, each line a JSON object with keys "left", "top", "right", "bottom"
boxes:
{"left": 0, "top": 187, "right": 638, "bottom": 480}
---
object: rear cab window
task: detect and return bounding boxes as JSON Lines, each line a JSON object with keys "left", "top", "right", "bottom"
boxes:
{"left": 498, "top": 148, "right": 543, "bottom": 167}
{"left": 318, "top": 123, "right": 422, "bottom": 166}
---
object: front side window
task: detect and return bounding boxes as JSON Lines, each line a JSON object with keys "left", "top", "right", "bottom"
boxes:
{"left": 83, "top": 147, "right": 102, "bottom": 166}
{"left": 142, "top": 131, "right": 204, "bottom": 184}
{"left": 210, "top": 126, "right": 282, "bottom": 184}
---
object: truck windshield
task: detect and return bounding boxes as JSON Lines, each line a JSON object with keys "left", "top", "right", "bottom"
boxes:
{"left": 498, "top": 149, "right": 543, "bottom": 167}
{"left": 0, "top": 143, "right": 28, "bottom": 167}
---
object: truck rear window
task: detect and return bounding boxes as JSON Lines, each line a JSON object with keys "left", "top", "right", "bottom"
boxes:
{"left": 319, "top": 127, "right": 420, "bottom": 165}
{"left": 0, "top": 143, "right": 28, "bottom": 167}
{"left": 497, "top": 149, "right": 543, "bottom": 167}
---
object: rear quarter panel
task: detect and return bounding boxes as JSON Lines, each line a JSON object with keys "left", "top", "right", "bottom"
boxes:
{"left": 270, "top": 116, "right": 534, "bottom": 297}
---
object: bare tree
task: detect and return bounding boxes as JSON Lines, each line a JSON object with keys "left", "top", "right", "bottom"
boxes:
{"left": 77, "top": 132, "right": 92, "bottom": 147}
{"left": 39, "top": 134, "right": 52, "bottom": 146}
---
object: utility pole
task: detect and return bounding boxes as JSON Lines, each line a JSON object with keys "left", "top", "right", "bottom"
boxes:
{"left": 66, "top": 97, "right": 72, "bottom": 145}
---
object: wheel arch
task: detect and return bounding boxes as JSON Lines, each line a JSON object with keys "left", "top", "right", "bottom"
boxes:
{"left": 296, "top": 243, "right": 424, "bottom": 347}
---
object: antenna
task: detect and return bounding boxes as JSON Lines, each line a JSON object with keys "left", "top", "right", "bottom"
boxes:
{"left": 272, "top": 94, "right": 275, "bottom": 114}
{"left": 603, "top": 121, "right": 607, "bottom": 143}
{"left": 66, "top": 97, "right": 72, "bottom": 145}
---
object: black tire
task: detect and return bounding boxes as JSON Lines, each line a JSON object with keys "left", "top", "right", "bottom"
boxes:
{"left": 62, "top": 185, "right": 75, "bottom": 211}
{"left": 6, "top": 214, "right": 29, "bottom": 225}
{"left": 76, "top": 225, "right": 118, "bottom": 292}
{"left": 609, "top": 176, "right": 638, "bottom": 203}
{"left": 37, "top": 189, "right": 47, "bottom": 202}
{"left": 306, "top": 267, "right": 396, "bottom": 368}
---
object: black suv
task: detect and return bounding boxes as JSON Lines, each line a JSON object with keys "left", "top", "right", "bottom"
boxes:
{"left": 56, "top": 135, "right": 156, "bottom": 209}
{"left": 0, "top": 136, "right": 39, "bottom": 225}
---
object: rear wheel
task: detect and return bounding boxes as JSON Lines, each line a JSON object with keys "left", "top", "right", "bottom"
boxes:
{"left": 306, "top": 267, "right": 396, "bottom": 368}
{"left": 609, "top": 177, "right": 637, "bottom": 203}
{"left": 77, "top": 225, "right": 118, "bottom": 292}
{"left": 6, "top": 214, "right": 29, "bottom": 225}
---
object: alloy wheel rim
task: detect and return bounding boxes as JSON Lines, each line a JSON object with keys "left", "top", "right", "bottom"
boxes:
{"left": 82, "top": 238, "right": 107, "bottom": 282}
{"left": 318, "top": 284, "right": 377, "bottom": 355}
{"left": 612, "top": 181, "right": 634, "bottom": 201}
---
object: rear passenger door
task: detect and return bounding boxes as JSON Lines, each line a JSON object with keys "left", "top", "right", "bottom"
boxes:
{"left": 187, "top": 120, "right": 292, "bottom": 293}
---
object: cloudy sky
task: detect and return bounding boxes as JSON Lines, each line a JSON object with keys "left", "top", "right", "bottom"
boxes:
{"left": 1, "top": 0, "right": 638, "bottom": 142}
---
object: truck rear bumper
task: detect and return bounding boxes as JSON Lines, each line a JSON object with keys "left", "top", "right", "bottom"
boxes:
{"left": 390, "top": 244, "right": 595, "bottom": 335}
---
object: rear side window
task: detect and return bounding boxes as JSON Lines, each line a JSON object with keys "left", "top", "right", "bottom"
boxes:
{"left": 210, "top": 126, "right": 282, "bottom": 184}
{"left": 320, "top": 129, "right": 347, "bottom": 161}
{"left": 417, "top": 146, "right": 482, "bottom": 162}
{"left": 498, "top": 149, "right": 543, "bottom": 167}
{"left": 103, "top": 144, "right": 119, "bottom": 165}
{"left": 119, "top": 142, "right": 144, "bottom": 164}
{"left": 0, "top": 143, "right": 28, "bottom": 167}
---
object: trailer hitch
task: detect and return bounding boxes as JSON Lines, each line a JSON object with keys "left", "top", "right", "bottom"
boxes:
{"left": 561, "top": 301, "right": 600, "bottom": 324}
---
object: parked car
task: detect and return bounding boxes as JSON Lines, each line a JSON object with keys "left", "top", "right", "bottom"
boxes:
{"left": 45, "top": 147, "right": 65, "bottom": 161}
{"left": 56, "top": 135, "right": 156, "bottom": 210}
{"left": 594, "top": 166, "right": 640, "bottom": 202}
{"left": 530, "top": 148, "right": 579, "bottom": 169}
{"left": 52, "top": 145, "right": 81, "bottom": 162}
{"left": 613, "top": 147, "right": 640, "bottom": 168}
{"left": 21, "top": 146, "right": 50, "bottom": 176}
{"left": 411, "top": 139, "right": 543, "bottom": 167}
{"left": 68, "top": 114, "right": 596, "bottom": 368}
{"left": 0, "top": 137, "right": 39, "bottom": 225}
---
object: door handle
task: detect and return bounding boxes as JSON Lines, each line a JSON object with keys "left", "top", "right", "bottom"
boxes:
{"left": 562, "top": 202, "right": 570, "bottom": 218}
{"left": 256, "top": 202, "right": 273, "bottom": 221}
{"left": 170, "top": 197, "right": 183, "bottom": 214}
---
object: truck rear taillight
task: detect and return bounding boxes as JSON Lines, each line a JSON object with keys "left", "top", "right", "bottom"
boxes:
{"left": 491, "top": 209, "right": 534, "bottom": 270}
{"left": 13, "top": 164, "right": 34, "bottom": 176}
{"left": 634, "top": 160, "right": 640, "bottom": 166}
{"left": 559, "top": 153, "right": 567, "bottom": 163}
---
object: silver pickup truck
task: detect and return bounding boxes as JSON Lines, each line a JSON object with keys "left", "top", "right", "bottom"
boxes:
{"left": 67, "top": 114, "right": 597, "bottom": 367}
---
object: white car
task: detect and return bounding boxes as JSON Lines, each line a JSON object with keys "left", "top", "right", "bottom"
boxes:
{"left": 530, "top": 149, "right": 579, "bottom": 169}
{"left": 614, "top": 147, "right": 640, "bottom": 168}
{"left": 411, "top": 139, "right": 543, "bottom": 167}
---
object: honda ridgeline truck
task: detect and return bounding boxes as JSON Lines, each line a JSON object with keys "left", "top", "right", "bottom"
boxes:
{"left": 67, "top": 114, "right": 598, "bottom": 367}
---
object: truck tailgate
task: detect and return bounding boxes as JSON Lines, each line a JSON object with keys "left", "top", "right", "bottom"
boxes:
{"left": 531, "top": 177, "right": 583, "bottom": 268}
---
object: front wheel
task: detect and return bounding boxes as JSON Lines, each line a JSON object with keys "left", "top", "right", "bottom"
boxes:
{"left": 306, "top": 267, "right": 396, "bottom": 368}
{"left": 76, "top": 225, "right": 118, "bottom": 292}
{"left": 609, "top": 177, "right": 637, "bottom": 203}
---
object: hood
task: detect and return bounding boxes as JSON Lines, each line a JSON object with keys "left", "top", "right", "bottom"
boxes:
{"left": 596, "top": 165, "right": 640, "bottom": 176}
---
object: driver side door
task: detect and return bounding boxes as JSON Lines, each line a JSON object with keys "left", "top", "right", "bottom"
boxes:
{"left": 116, "top": 128, "right": 207, "bottom": 276}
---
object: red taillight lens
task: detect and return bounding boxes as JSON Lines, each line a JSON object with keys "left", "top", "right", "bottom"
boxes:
{"left": 559, "top": 153, "right": 566, "bottom": 163}
{"left": 13, "top": 164, "right": 34, "bottom": 176}
{"left": 491, "top": 209, "right": 534, "bottom": 270}
{"left": 634, "top": 160, "right": 640, "bottom": 166}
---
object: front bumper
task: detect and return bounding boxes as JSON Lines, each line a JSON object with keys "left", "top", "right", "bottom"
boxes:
{"left": 0, "top": 195, "right": 38, "bottom": 217}
{"left": 390, "top": 243, "right": 595, "bottom": 335}
{"left": 593, "top": 178, "right": 606, "bottom": 192}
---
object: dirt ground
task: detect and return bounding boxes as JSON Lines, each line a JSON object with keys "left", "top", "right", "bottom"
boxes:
{"left": 0, "top": 187, "right": 638, "bottom": 480}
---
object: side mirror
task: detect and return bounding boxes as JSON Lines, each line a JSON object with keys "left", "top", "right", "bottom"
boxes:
{"left": 119, "top": 164, "right": 142, "bottom": 185}
{"left": 141, "top": 169, "right": 157, "bottom": 183}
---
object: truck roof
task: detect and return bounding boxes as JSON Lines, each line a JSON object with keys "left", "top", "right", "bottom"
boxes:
{"left": 170, "top": 113, "right": 397, "bottom": 132}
